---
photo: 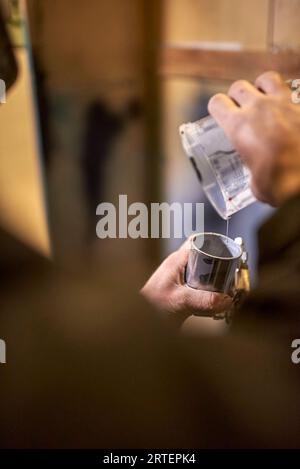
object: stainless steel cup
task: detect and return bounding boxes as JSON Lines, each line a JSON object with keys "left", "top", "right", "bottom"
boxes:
{"left": 185, "top": 232, "right": 242, "bottom": 295}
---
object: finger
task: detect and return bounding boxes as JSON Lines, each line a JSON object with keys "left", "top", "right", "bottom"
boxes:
{"left": 208, "top": 93, "right": 239, "bottom": 133}
{"left": 163, "top": 245, "right": 190, "bottom": 279}
{"left": 228, "top": 79, "right": 262, "bottom": 106}
{"left": 178, "top": 235, "right": 194, "bottom": 252}
{"left": 255, "top": 70, "right": 289, "bottom": 96}
{"left": 181, "top": 287, "right": 232, "bottom": 316}
{"left": 163, "top": 237, "right": 195, "bottom": 285}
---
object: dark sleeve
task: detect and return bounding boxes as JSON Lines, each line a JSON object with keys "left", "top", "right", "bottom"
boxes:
{"left": 232, "top": 192, "right": 300, "bottom": 339}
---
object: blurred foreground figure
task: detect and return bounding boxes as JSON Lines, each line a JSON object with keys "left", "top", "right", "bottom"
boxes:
{"left": 0, "top": 72, "right": 300, "bottom": 448}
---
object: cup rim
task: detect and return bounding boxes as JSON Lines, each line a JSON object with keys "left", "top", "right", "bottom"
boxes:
{"left": 190, "top": 232, "right": 242, "bottom": 261}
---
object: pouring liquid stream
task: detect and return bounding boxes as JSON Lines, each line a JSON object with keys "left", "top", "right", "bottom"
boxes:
{"left": 225, "top": 218, "right": 230, "bottom": 241}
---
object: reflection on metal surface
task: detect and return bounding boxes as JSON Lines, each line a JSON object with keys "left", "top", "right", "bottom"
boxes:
{"left": 185, "top": 232, "right": 242, "bottom": 295}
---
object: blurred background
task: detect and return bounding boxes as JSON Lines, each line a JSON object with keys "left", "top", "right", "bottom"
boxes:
{"left": 0, "top": 0, "right": 300, "bottom": 448}
{"left": 2, "top": 1, "right": 300, "bottom": 268}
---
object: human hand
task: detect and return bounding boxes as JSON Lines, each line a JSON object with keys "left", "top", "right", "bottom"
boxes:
{"left": 141, "top": 239, "right": 232, "bottom": 321}
{"left": 208, "top": 71, "right": 300, "bottom": 206}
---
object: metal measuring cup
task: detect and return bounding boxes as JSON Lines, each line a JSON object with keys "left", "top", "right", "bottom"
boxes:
{"left": 185, "top": 232, "right": 242, "bottom": 295}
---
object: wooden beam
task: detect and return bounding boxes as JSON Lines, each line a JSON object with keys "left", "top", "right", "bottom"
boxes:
{"left": 160, "top": 46, "right": 300, "bottom": 81}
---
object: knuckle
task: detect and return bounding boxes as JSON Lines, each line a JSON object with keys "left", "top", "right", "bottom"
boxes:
{"left": 228, "top": 79, "right": 249, "bottom": 96}
{"left": 256, "top": 70, "right": 285, "bottom": 92}
{"left": 208, "top": 93, "right": 225, "bottom": 112}
{"left": 256, "top": 70, "right": 279, "bottom": 82}
{"left": 265, "top": 70, "right": 283, "bottom": 81}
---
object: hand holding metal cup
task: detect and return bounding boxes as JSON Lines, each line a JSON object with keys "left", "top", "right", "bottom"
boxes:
{"left": 185, "top": 233, "right": 250, "bottom": 319}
